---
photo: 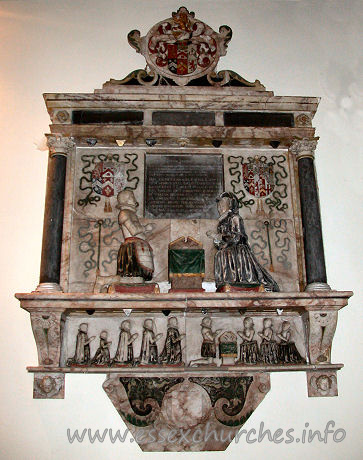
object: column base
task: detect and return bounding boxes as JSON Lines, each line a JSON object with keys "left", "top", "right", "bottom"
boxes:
{"left": 34, "top": 282, "right": 63, "bottom": 293}
{"left": 305, "top": 282, "right": 331, "bottom": 292}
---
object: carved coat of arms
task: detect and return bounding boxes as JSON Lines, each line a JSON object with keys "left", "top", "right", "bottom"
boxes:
{"left": 242, "top": 158, "right": 275, "bottom": 198}
{"left": 127, "top": 7, "right": 232, "bottom": 85}
{"left": 148, "top": 10, "right": 217, "bottom": 76}
{"left": 91, "top": 156, "right": 126, "bottom": 212}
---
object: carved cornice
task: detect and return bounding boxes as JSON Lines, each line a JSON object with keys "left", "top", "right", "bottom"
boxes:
{"left": 46, "top": 134, "right": 75, "bottom": 158}
{"left": 289, "top": 137, "right": 319, "bottom": 160}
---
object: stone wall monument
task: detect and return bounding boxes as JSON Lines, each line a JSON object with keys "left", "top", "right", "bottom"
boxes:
{"left": 16, "top": 6, "right": 352, "bottom": 452}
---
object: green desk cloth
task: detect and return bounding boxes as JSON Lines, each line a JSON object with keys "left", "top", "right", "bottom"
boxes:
{"left": 219, "top": 342, "right": 238, "bottom": 356}
{"left": 168, "top": 249, "right": 205, "bottom": 277}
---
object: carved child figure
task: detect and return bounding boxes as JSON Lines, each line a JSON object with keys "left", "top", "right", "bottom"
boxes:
{"left": 237, "top": 317, "right": 259, "bottom": 364}
{"left": 258, "top": 318, "right": 279, "bottom": 364}
{"left": 139, "top": 319, "right": 163, "bottom": 364}
{"left": 91, "top": 331, "right": 112, "bottom": 365}
{"left": 113, "top": 320, "right": 138, "bottom": 365}
{"left": 190, "top": 317, "right": 222, "bottom": 366}
{"left": 277, "top": 321, "right": 304, "bottom": 363}
{"left": 67, "top": 323, "right": 95, "bottom": 366}
{"left": 159, "top": 316, "right": 185, "bottom": 365}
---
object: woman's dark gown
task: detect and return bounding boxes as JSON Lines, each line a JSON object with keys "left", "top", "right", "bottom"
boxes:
{"left": 214, "top": 212, "right": 279, "bottom": 292}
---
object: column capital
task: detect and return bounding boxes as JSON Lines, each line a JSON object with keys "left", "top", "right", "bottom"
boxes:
{"left": 289, "top": 137, "right": 319, "bottom": 160}
{"left": 46, "top": 134, "right": 75, "bottom": 158}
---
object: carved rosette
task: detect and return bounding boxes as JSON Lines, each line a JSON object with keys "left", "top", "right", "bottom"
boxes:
{"left": 46, "top": 134, "right": 75, "bottom": 158}
{"left": 295, "top": 113, "right": 312, "bottom": 127}
{"left": 127, "top": 7, "right": 232, "bottom": 86}
{"left": 289, "top": 138, "right": 318, "bottom": 160}
{"left": 55, "top": 110, "right": 70, "bottom": 123}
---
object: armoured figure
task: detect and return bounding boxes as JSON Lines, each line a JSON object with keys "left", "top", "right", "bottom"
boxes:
{"left": 189, "top": 317, "right": 222, "bottom": 366}
{"left": 117, "top": 190, "right": 154, "bottom": 280}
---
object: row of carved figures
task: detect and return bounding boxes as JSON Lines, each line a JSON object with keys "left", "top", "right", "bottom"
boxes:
{"left": 67, "top": 317, "right": 184, "bottom": 367}
{"left": 66, "top": 316, "right": 304, "bottom": 367}
{"left": 190, "top": 317, "right": 305, "bottom": 366}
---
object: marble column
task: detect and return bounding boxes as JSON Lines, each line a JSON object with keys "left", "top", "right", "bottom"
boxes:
{"left": 36, "top": 135, "right": 74, "bottom": 292}
{"left": 290, "top": 138, "right": 330, "bottom": 291}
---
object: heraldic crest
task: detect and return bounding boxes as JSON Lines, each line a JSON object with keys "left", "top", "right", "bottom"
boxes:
{"left": 127, "top": 6, "right": 232, "bottom": 86}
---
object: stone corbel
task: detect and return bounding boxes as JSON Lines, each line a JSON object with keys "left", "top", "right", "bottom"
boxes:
{"left": 30, "top": 311, "right": 65, "bottom": 366}
{"left": 306, "top": 370, "right": 338, "bottom": 397}
{"left": 33, "top": 372, "right": 65, "bottom": 399}
{"left": 305, "top": 310, "right": 338, "bottom": 364}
